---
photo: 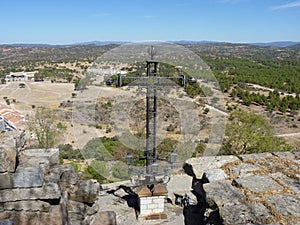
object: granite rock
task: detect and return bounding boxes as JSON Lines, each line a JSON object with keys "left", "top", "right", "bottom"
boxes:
{"left": 2, "top": 200, "right": 50, "bottom": 212}
{"left": 13, "top": 166, "right": 44, "bottom": 188}
{"left": 229, "top": 163, "right": 260, "bottom": 177}
{"left": 167, "top": 174, "right": 193, "bottom": 204}
{"left": 234, "top": 175, "right": 284, "bottom": 193}
{"left": 185, "top": 155, "right": 240, "bottom": 179}
{"left": 267, "top": 194, "right": 300, "bottom": 218}
{"left": 87, "top": 211, "right": 117, "bottom": 225}
{"left": 203, "top": 180, "right": 245, "bottom": 208}
{"left": 219, "top": 202, "right": 271, "bottom": 225}
{"left": 203, "top": 168, "right": 228, "bottom": 182}
{"left": 0, "top": 182, "right": 61, "bottom": 202}
{"left": 69, "top": 180, "right": 99, "bottom": 204}
{"left": 0, "top": 174, "right": 13, "bottom": 190}
{"left": 0, "top": 145, "right": 16, "bottom": 173}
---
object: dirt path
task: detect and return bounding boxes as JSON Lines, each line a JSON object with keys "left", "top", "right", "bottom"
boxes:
{"left": 277, "top": 132, "right": 300, "bottom": 137}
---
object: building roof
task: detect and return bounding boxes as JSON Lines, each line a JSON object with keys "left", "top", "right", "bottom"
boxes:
{"left": 0, "top": 105, "right": 25, "bottom": 127}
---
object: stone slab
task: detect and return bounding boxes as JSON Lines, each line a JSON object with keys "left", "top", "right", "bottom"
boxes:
{"left": 4, "top": 205, "right": 66, "bottom": 225}
{"left": 89, "top": 211, "right": 116, "bottom": 225}
{"left": 234, "top": 175, "right": 284, "bottom": 193}
{"left": 220, "top": 202, "right": 271, "bottom": 225}
{"left": 272, "top": 152, "right": 295, "bottom": 160}
{"left": 229, "top": 163, "right": 260, "bottom": 177}
{"left": 0, "top": 182, "right": 61, "bottom": 202}
{"left": 20, "top": 148, "right": 59, "bottom": 166}
{"left": 3, "top": 200, "right": 50, "bottom": 212}
{"left": 271, "top": 173, "right": 300, "bottom": 195}
{"left": 203, "top": 168, "right": 228, "bottom": 182}
{"left": 0, "top": 174, "right": 13, "bottom": 190}
{"left": 185, "top": 155, "right": 240, "bottom": 179}
{"left": 69, "top": 180, "right": 99, "bottom": 204}
{"left": 68, "top": 200, "right": 90, "bottom": 215}
{"left": 18, "top": 156, "right": 50, "bottom": 173}
{"left": 13, "top": 167, "right": 44, "bottom": 188}
{"left": 267, "top": 194, "right": 300, "bottom": 218}
{"left": 239, "top": 152, "right": 273, "bottom": 162}
{"left": 203, "top": 180, "right": 245, "bottom": 208}
{"left": 167, "top": 174, "right": 193, "bottom": 203}
{"left": 55, "top": 164, "right": 78, "bottom": 185}
{"left": 0, "top": 145, "right": 16, "bottom": 173}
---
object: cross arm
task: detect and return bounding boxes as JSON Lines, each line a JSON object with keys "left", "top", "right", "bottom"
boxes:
{"left": 117, "top": 74, "right": 185, "bottom": 87}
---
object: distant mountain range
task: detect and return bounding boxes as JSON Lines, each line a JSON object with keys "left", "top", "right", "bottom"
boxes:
{"left": 250, "top": 41, "right": 300, "bottom": 48}
{"left": 1, "top": 41, "right": 300, "bottom": 48}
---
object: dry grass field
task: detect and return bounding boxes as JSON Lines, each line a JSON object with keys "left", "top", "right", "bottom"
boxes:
{"left": 0, "top": 79, "right": 299, "bottom": 152}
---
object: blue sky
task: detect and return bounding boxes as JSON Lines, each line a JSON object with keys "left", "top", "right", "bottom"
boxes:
{"left": 0, "top": 0, "right": 299, "bottom": 44}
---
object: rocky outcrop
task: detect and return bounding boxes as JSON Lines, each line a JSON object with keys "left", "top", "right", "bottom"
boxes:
{"left": 0, "top": 131, "right": 19, "bottom": 173}
{"left": 183, "top": 152, "right": 300, "bottom": 225}
{"left": 0, "top": 142, "right": 112, "bottom": 225}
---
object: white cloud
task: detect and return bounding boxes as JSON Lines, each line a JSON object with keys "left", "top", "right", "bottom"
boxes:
{"left": 271, "top": 1, "right": 300, "bottom": 10}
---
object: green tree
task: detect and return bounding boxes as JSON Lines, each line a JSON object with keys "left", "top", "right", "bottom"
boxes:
{"left": 28, "top": 107, "right": 61, "bottom": 148}
{"left": 221, "top": 109, "right": 291, "bottom": 155}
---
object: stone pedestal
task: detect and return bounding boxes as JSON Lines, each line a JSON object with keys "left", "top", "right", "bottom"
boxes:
{"left": 137, "top": 184, "right": 168, "bottom": 218}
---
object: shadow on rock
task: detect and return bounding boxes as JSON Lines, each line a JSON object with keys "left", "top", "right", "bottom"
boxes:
{"left": 107, "top": 185, "right": 140, "bottom": 219}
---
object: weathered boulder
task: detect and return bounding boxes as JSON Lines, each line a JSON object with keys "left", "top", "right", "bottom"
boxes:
{"left": 234, "top": 175, "right": 284, "bottom": 193}
{"left": 20, "top": 149, "right": 59, "bottom": 167}
{"left": 13, "top": 166, "right": 44, "bottom": 188}
{"left": 54, "top": 164, "right": 78, "bottom": 186}
{"left": 239, "top": 152, "right": 273, "bottom": 162}
{"left": 0, "top": 145, "right": 16, "bottom": 173}
{"left": 167, "top": 174, "right": 193, "bottom": 204}
{"left": 219, "top": 202, "right": 271, "bottom": 225}
{"left": 85, "top": 211, "right": 117, "bottom": 225}
{"left": 203, "top": 180, "right": 245, "bottom": 208}
{"left": 203, "top": 168, "right": 228, "bottom": 182}
{"left": 0, "top": 131, "right": 20, "bottom": 173}
{"left": 1, "top": 205, "right": 66, "bottom": 225}
{"left": 229, "top": 163, "right": 260, "bottom": 177}
{"left": 267, "top": 194, "right": 300, "bottom": 218}
{"left": 0, "top": 182, "right": 61, "bottom": 202}
{"left": 271, "top": 173, "right": 300, "bottom": 195}
{"left": 184, "top": 155, "right": 240, "bottom": 179}
{"left": 69, "top": 180, "right": 99, "bottom": 204}
{"left": 0, "top": 174, "right": 13, "bottom": 190}
{"left": 2, "top": 200, "right": 50, "bottom": 212}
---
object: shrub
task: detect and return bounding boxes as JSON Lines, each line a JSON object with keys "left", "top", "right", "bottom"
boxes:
{"left": 84, "top": 160, "right": 109, "bottom": 182}
{"left": 112, "top": 161, "right": 129, "bottom": 180}
{"left": 221, "top": 109, "right": 292, "bottom": 155}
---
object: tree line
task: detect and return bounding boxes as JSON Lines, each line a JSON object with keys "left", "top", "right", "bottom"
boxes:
{"left": 231, "top": 88, "right": 300, "bottom": 113}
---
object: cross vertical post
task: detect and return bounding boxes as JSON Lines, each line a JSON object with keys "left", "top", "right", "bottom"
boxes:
{"left": 117, "top": 55, "right": 185, "bottom": 184}
{"left": 146, "top": 61, "right": 158, "bottom": 175}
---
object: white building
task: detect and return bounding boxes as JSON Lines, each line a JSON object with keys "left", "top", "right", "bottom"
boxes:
{"left": 5, "top": 71, "right": 37, "bottom": 82}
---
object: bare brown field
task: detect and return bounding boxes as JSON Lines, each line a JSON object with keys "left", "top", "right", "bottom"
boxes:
{"left": 0, "top": 79, "right": 299, "bottom": 151}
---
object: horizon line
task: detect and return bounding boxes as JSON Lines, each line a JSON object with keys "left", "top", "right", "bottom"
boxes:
{"left": 1, "top": 39, "right": 300, "bottom": 46}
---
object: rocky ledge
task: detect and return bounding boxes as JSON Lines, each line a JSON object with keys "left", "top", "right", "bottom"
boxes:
{"left": 0, "top": 132, "right": 115, "bottom": 225}
{"left": 183, "top": 152, "right": 300, "bottom": 225}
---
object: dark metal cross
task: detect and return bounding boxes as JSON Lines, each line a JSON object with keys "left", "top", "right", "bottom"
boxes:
{"left": 117, "top": 56, "right": 185, "bottom": 180}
